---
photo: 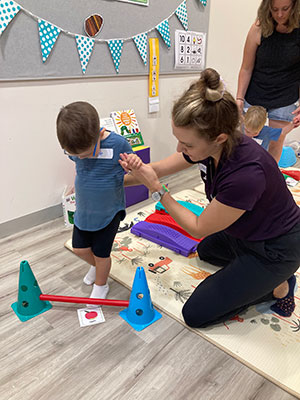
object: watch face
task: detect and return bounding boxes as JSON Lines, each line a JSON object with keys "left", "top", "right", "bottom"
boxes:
{"left": 151, "top": 191, "right": 161, "bottom": 202}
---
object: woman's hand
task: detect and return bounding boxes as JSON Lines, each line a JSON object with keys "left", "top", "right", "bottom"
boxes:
{"left": 292, "top": 105, "right": 300, "bottom": 127}
{"left": 236, "top": 98, "right": 245, "bottom": 115}
{"left": 119, "top": 152, "right": 143, "bottom": 173}
{"left": 119, "top": 153, "right": 160, "bottom": 192}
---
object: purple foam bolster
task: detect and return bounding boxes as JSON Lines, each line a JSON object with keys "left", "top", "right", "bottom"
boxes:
{"left": 131, "top": 221, "right": 198, "bottom": 257}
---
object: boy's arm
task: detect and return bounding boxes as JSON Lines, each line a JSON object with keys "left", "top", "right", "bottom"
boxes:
{"left": 268, "top": 122, "right": 294, "bottom": 163}
{"left": 281, "top": 121, "right": 295, "bottom": 136}
{"left": 268, "top": 136, "right": 285, "bottom": 163}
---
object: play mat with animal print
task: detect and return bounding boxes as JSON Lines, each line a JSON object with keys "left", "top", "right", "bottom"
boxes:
{"left": 65, "top": 169, "right": 300, "bottom": 398}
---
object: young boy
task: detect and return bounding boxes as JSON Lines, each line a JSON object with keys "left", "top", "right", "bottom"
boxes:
{"left": 56, "top": 101, "right": 135, "bottom": 301}
{"left": 243, "top": 106, "right": 295, "bottom": 163}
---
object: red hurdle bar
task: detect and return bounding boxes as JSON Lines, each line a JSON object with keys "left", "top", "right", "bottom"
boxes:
{"left": 40, "top": 294, "right": 129, "bottom": 307}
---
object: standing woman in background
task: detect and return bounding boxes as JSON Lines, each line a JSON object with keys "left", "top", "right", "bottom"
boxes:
{"left": 236, "top": 0, "right": 300, "bottom": 162}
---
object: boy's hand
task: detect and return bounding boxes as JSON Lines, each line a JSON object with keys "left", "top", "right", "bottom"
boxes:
{"left": 119, "top": 153, "right": 160, "bottom": 191}
{"left": 119, "top": 153, "right": 143, "bottom": 173}
{"left": 292, "top": 106, "right": 300, "bottom": 128}
{"left": 281, "top": 121, "right": 296, "bottom": 137}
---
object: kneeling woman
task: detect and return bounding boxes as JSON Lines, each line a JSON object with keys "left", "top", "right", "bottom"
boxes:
{"left": 121, "top": 68, "right": 300, "bottom": 328}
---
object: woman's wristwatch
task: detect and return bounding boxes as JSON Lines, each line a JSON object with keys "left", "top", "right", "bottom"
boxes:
{"left": 151, "top": 184, "right": 169, "bottom": 202}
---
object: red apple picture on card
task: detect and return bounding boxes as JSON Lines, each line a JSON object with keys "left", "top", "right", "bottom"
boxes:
{"left": 85, "top": 310, "right": 98, "bottom": 320}
{"left": 77, "top": 307, "right": 105, "bottom": 327}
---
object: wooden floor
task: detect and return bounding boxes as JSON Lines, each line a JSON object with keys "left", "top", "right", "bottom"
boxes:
{"left": 0, "top": 166, "right": 297, "bottom": 400}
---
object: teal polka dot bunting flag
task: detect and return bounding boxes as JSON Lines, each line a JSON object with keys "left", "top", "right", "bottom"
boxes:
{"left": 75, "top": 34, "right": 95, "bottom": 74}
{"left": 38, "top": 19, "right": 61, "bottom": 63}
{"left": 156, "top": 19, "right": 171, "bottom": 49}
{"left": 133, "top": 32, "right": 147, "bottom": 65}
{"left": 108, "top": 39, "right": 123, "bottom": 73}
{"left": 0, "top": 0, "right": 21, "bottom": 36}
{"left": 200, "top": 0, "right": 207, "bottom": 6}
{"left": 175, "top": 1, "right": 188, "bottom": 31}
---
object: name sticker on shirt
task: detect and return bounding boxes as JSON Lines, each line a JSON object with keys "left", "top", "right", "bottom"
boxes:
{"left": 253, "top": 138, "right": 263, "bottom": 146}
{"left": 97, "top": 148, "right": 113, "bottom": 159}
{"left": 199, "top": 163, "right": 207, "bottom": 173}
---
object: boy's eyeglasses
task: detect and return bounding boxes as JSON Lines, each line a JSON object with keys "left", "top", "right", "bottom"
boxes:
{"left": 63, "top": 136, "right": 99, "bottom": 158}
{"left": 63, "top": 129, "right": 111, "bottom": 158}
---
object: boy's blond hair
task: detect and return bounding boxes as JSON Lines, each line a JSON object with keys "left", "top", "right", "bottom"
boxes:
{"left": 244, "top": 106, "right": 267, "bottom": 132}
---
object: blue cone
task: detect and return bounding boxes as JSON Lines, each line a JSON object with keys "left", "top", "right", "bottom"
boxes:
{"left": 11, "top": 260, "right": 52, "bottom": 322}
{"left": 119, "top": 266, "right": 162, "bottom": 331}
{"left": 278, "top": 146, "right": 297, "bottom": 168}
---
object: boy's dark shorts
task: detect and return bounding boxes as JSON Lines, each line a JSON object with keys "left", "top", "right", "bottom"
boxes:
{"left": 72, "top": 211, "right": 123, "bottom": 258}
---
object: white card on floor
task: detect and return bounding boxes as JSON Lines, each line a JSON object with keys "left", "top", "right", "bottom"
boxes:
{"left": 286, "top": 177, "right": 298, "bottom": 187}
{"left": 77, "top": 307, "right": 105, "bottom": 327}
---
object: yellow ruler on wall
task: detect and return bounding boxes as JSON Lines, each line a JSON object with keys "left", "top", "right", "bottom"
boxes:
{"left": 148, "top": 38, "right": 159, "bottom": 113}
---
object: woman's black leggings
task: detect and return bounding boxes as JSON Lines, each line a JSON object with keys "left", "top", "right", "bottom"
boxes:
{"left": 182, "top": 223, "right": 300, "bottom": 328}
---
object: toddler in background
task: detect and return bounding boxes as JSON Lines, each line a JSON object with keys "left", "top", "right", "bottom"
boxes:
{"left": 243, "top": 106, "right": 295, "bottom": 163}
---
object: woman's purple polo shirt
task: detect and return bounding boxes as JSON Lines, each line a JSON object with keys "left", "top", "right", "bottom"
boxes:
{"left": 183, "top": 135, "right": 300, "bottom": 241}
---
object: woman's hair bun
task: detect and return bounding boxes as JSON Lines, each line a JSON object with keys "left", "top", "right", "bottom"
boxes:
{"left": 198, "top": 67, "right": 225, "bottom": 102}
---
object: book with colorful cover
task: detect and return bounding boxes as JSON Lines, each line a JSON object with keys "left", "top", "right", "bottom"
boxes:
{"left": 110, "top": 109, "right": 144, "bottom": 148}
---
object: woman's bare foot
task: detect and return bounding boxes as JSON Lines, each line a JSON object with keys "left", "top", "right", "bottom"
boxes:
{"left": 270, "top": 276, "right": 296, "bottom": 317}
{"left": 273, "top": 280, "right": 288, "bottom": 299}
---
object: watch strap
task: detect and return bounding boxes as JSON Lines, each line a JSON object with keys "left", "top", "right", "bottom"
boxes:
{"left": 159, "top": 184, "right": 169, "bottom": 196}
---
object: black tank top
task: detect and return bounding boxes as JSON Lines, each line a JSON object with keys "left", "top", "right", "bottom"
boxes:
{"left": 245, "top": 28, "right": 300, "bottom": 109}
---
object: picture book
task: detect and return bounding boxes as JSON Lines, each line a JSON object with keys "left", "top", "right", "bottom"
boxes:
{"left": 110, "top": 109, "right": 144, "bottom": 148}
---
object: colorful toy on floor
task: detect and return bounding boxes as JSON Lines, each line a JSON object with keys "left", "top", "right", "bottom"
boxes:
{"left": 131, "top": 221, "right": 198, "bottom": 256}
{"left": 156, "top": 200, "right": 204, "bottom": 216}
{"left": 11, "top": 260, "right": 161, "bottom": 331}
{"left": 280, "top": 169, "right": 300, "bottom": 181}
{"left": 146, "top": 210, "right": 203, "bottom": 242}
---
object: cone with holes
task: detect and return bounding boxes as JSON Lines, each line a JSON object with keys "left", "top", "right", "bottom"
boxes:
{"left": 11, "top": 260, "right": 52, "bottom": 322}
{"left": 119, "top": 266, "right": 162, "bottom": 331}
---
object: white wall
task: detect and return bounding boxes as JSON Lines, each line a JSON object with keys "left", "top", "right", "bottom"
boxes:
{"left": 0, "top": 75, "right": 197, "bottom": 224}
{"left": 1, "top": 0, "right": 299, "bottom": 226}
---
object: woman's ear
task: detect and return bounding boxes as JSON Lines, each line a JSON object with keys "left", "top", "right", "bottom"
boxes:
{"left": 215, "top": 133, "right": 228, "bottom": 145}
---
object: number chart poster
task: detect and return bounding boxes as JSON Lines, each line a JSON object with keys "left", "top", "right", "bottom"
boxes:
{"left": 175, "top": 30, "right": 206, "bottom": 70}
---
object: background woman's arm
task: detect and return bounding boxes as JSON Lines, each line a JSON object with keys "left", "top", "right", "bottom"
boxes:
{"left": 236, "top": 22, "right": 261, "bottom": 112}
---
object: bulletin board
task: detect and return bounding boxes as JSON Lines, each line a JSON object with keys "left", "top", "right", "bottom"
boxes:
{"left": 0, "top": 0, "right": 209, "bottom": 80}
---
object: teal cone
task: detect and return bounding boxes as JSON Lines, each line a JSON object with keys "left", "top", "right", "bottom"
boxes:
{"left": 11, "top": 260, "right": 52, "bottom": 322}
